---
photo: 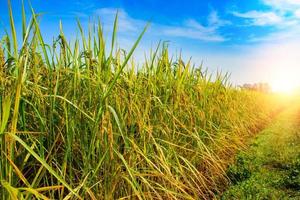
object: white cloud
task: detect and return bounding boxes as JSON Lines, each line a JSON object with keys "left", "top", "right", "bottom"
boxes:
{"left": 185, "top": 19, "right": 215, "bottom": 32}
{"left": 162, "top": 26, "right": 225, "bottom": 42}
{"left": 162, "top": 14, "right": 229, "bottom": 42}
{"left": 262, "top": 0, "right": 300, "bottom": 19}
{"left": 94, "top": 8, "right": 229, "bottom": 42}
{"left": 295, "top": 9, "right": 300, "bottom": 17}
{"left": 230, "top": 0, "right": 300, "bottom": 27}
{"left": 263, "top": 0, "right": 300, "bottom": 10}
{"left": 208, "top": 10, "right": 232, "bottom": 27}
{"left": 229, "top": 0, "right": 300, "bottom": 42}
{"left": 94, "top": 8, "right": 142, "bottom": 32}
{"left": 231, "top": 10, "right": 283, "bottom": 26}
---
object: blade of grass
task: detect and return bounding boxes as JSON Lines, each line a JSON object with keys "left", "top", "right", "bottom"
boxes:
{"left": 7, "top": 132, "right": 81, "bottom": 199}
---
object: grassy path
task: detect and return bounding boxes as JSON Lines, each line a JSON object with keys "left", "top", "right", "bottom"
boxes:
{"left": 221, "top": 105, "right": 300, "bottom": 199}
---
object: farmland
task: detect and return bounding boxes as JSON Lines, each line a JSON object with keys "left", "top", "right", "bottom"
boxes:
{"left": 0, "top": 3, "right": 298, "bottom": 200}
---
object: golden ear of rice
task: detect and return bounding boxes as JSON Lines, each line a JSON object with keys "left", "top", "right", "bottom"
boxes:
{"left": 100, "top": 111, "right": 114, "bottom": 159}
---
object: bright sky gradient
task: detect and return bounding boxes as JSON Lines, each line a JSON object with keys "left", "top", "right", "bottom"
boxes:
{"left": 1, "top": 0, "right": 300, "bottom": 88}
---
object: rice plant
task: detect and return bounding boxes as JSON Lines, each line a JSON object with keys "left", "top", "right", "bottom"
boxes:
{"left": 0, "top": 2, "right": 283, "bottom": 199}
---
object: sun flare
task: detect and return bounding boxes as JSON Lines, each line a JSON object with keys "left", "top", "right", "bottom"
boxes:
{"left": 270, "top": 69, "right": 300, "bottom": 94}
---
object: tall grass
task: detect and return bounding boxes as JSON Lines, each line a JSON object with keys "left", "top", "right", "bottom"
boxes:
{"left": 0, "top": 2, "right": 282, "bottom": 199}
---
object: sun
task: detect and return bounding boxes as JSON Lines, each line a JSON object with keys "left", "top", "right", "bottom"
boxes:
{"left": 270, "top": 69, "right": 300, "bottom": 94}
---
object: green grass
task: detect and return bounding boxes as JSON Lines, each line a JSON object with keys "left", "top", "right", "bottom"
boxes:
{"left": 221, "top": 105, "right": 300, "bottom": 200}
{"left": 0, "top": 1, "right": 285, "bottom": 199}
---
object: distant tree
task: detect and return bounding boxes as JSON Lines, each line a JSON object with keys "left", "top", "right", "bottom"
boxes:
{"left": 241, "top": 82, "right": 271, "bottom": 93}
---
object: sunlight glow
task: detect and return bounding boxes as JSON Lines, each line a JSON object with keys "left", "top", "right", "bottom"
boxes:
{"left": 270, "top": 68, "right": 300, "bottom": 94}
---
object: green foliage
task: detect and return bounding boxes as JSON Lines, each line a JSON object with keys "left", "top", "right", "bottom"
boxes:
{"left": 283, "top": 155, "right": 300, "bottom": 191}
{"left": 221, "top": 108, "right": 300, "bottom": 199}
{"left": 226, "top": 153, "right": 252, "bottom": 184}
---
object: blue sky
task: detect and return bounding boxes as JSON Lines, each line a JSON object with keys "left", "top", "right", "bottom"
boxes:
{"left": 1, "top": 0, "right": 300, "bottom": 88}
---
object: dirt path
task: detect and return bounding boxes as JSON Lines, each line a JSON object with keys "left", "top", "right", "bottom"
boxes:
{"left": 221, "top": 105, "right": 300, "bottom": 199}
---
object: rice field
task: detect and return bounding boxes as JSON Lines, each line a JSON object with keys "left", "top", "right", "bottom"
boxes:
{"left": 0, "top": 3, "right": 285, "bottom": 199}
